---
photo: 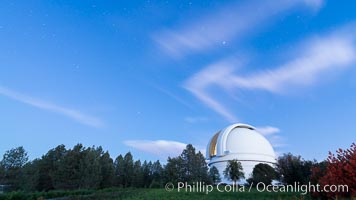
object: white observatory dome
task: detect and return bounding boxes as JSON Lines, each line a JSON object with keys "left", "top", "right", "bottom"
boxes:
{"left": 206, "top": 123, "right": 276, "bottom": 182}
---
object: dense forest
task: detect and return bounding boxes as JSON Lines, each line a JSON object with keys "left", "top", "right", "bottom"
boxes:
{"left": 0, "top": 144, "right": 210, "bottom": 191}
{"left": 0, "top": 143, "right": 355, "bottom": 199}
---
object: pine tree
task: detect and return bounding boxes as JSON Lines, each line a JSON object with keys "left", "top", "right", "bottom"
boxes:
{"left": 150, "top": 160, "right": 163, "bottom": 188}
{"left": 141, "top": 161, "right": 152, "bottom": 188}
{"left": 79, "top": 146, "right": 102, "bottom": 189}
{"left": 164, "top": 157, "right": 183, "bottom": 184}
{"left": 114, "top": 154, "right": 124, "bottom": 187}
{"left": 52, "top": 144, "right": 84, "bottom": 190}
{"left": 224, "top": 159, "right": 244, "bottom": 185}
{"left": 194, "top": 151, "right": 209, "bottom": 182}
{"left": 164, "top": 144, "right": 209, "bottom": 184}
{"left": 132, "top": 160, "right": 143, "bottom": 187}
{"left": 122, "top": 152, "right": 134, "bottom": 187}
{"left": 20, "top": 159, "right": 40, "bottom": 191}
{"left": 39, "top": 144, "right": 67, "bottom": 191}
{"left": 248, "top": 163, "right": 276, "bottom": 186}
{"left": 0, "top": 146, "right": 29, "bottom": 189}
{"left": 209, "top": 166, "right": 221, "bottom": 184}
{"left": 99, "top": 151, "right": 114, "bottom": 188}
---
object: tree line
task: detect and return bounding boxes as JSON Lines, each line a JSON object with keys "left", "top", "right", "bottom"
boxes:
{"left": 0, "top": 144, "right": 216, "bottom": 192}
{"left": 0, "top": 143, "right": 355, "bottom": 198}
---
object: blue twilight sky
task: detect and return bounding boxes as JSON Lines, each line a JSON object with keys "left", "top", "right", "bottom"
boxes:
{"left": 1, "top": 0, "right": 356, "bottom": 162}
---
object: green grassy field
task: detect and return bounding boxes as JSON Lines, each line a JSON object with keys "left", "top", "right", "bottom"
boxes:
{"left": 0, "top": 188, "right": 313, "bottom": 200}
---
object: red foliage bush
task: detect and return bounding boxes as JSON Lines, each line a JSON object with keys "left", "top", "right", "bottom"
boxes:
{"left": 312, "top": 143, "right": 356, "bottom": 198}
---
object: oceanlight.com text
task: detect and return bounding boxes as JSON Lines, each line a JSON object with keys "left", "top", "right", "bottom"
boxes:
{"left": 165, "top": 182, "right": 349, "bottom": 195}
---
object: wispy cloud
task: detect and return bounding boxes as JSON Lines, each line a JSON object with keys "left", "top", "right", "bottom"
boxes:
{"left": 124, "top": 140, "right": 206, "bottom": 159}
{"left": 256, "top": 126, "right": 286, "bottom": 148}
{"left": 154, "top": 0, "right": 323, "bottom": 58}
{"left": 256, "top": 126, "right": 280, "bottom": 136}
{"left": 149, "top": 83, "right": 194, "bottom": 110}
{"left": 0, "top": 86, "right": 104, "bottom": 128}
{"left": 183, "top": 25, "right": 356, "bottom": 121}
{"left": 183, "top": 60, "right": 240, "bottom": 122}
{"left": 124, "top": 140, "right": 187, "bottom": 158}
{"left": 228, "top": 37, "right": 356, "bottom": 92}
{"left": 268, "top": 135, "right": 288, "bottom": 148}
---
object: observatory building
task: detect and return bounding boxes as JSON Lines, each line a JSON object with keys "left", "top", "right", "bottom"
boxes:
{"left": 206, "top": 123, "right": 276, "bottom": 182}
